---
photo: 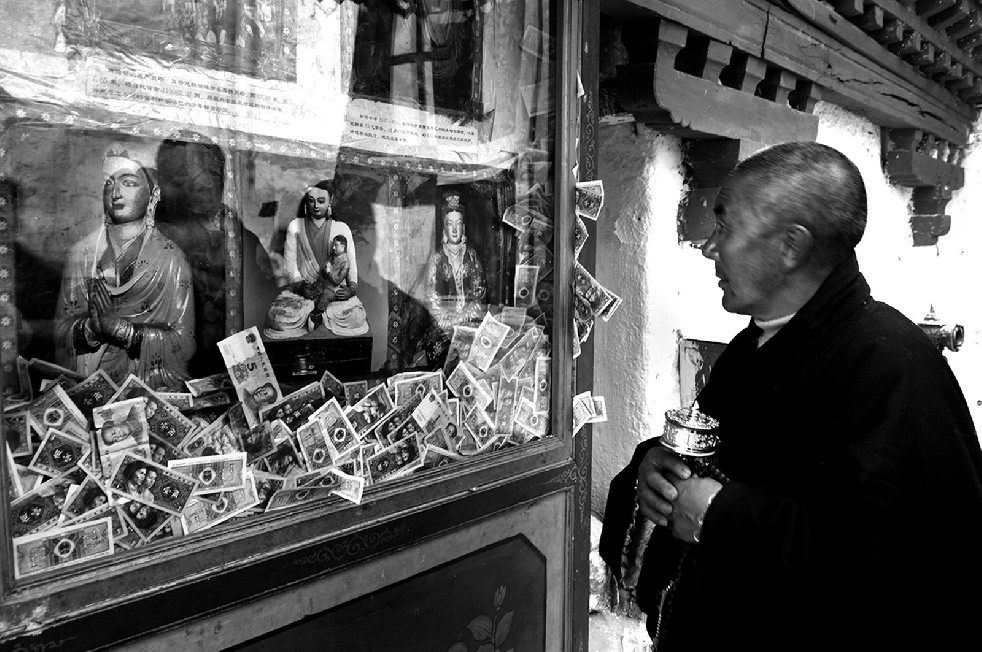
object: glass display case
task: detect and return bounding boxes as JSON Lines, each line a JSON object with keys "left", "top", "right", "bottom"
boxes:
{"left": 0, "top": 0, "right": 589, "bottom": 648}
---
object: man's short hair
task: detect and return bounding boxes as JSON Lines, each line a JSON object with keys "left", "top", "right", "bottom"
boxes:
{"left": 731, "top": 142, "right": 867, "bottom": 270}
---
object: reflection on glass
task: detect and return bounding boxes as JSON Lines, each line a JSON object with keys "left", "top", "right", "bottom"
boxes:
{"left": 0, "top": 0, "right": 559, "bottom": 579}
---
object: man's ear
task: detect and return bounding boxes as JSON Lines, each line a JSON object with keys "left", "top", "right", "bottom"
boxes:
{"left": 781, "top": 224, "right": 814, "bottom": 270}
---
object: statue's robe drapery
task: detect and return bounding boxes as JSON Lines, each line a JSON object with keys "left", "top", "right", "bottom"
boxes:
{"left": 54, "top": 226, "right": 195, "bottom": 391}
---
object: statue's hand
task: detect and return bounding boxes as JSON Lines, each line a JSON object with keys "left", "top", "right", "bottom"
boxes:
{"left": 334, "top": 286, "right": 350, "bottom": 301}
{"left": 87, "top": 278, "right": 118, "bottom": 338}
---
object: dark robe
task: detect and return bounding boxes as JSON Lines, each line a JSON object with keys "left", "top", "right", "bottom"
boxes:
{"left": 602, "top": 255, "right": 982, "bottom": 652}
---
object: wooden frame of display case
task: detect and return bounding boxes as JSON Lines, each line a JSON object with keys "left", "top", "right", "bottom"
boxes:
{"left": 0, "top": 0, "right": 592, "bottom": 649}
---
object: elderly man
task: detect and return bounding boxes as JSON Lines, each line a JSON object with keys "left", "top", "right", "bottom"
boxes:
{"left": 609, "top": 142, "right": 982, "bottom": 651}
{"left": 54, "top": 144, "right": 195, "bottom": 390}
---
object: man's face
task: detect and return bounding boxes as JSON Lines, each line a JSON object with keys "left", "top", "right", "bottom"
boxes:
{"left": 255, "top": 385, "right": 276, "bottom": 403}
{"left": 702, "top": 175, "right": 786, "bottom": 319}
{"left": 103, "top": 167, "right": 151, "bottom": 225}
{"left": 102, "top": 423, "right": 132, "bottom": 445}
{"left": 332, "top": 239, "right": 346, "bottom": 256}
{"left": 444, "top": 212, "right": 464, "bottom": 245}
{"left": 306, "top": 188, "right": 331, "bottom": 219}
{"left": 143, "top": 470, "right": 158, "bottom": 489}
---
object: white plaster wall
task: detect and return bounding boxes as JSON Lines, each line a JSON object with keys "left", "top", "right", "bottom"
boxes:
{"left": 591, "top": 102, "right": 982, "bottom": 518}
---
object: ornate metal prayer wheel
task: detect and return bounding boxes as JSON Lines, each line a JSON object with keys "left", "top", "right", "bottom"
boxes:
{"left": 660, "top": 403, "right": 720, "bottom": 458}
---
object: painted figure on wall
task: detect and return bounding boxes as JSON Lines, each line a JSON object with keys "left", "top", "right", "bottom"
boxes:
{"left": 264, "top": 180, "right": 368, "bottom": 338}
{"left": 427, "top": 191, "right": 486, "bottom": 327}
{"left": 54, "top": 145, "right": 195, "bottom": 391}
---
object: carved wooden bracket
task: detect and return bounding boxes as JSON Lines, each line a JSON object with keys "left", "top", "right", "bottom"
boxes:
{"left": 883, "top": 127, "right": 965, "bottom": 245}
{"left": 616, "top": 19, "right": 821, "bottom": 147}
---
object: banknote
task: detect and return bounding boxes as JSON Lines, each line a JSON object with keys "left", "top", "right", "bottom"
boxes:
{"left": 262, "top": 437, "right": 306, "bottom": 478}
{"left": 189, "top": 390, "right": 234, "bottom": 412}
{"left": 443, "top": 326, "right": 477, "bottom": 377}
{"left": 600, "top": 291, "right": 623, "bottom": 322}
{"left": 573, "top": 261, "right": 616, "bottom": 318}
{"left": 168, "top": 452, "right": 247, "bottom": 495}
{"left": 514, "top": 398, "right": 550, "bottom": 440}
{"left": 590, "top": 395, "right": 608, "bottom": 423}
{"left": 65, "top": 503, "right": 129, "bottom": 546}
{"left": 462, "top": 404, "right": 495, "bottom": 446}
{"left": 494, "top": 379, "right": 522, "bottom": 435}
{"left": 319, "top": 369, "right": 346, "bottom": 404}
{"left": 65, "top": 370, "right": 119, "bottom": 421}
{"left": 180, "top": 477, "right": 259, "bottom": 534}
{"left": 532, "top": 356, "right": 551, "bottom": 414}
{"left": 238, "top": 420, "right": 277, "bottom": 466}
{"left": 421, "top": 442, "right": 466, "bottom": 470}
{"left": 92, "top": 397, "right": 150, "bottom": 474}
{"left": 10, "top": 475, "right": 75, "bottom": 537}
{"left": 469, "top": 312, "right": 511, "bottom": 372}
{"left": 366, "top": 436, "right": 423, "bottom": 484}
{"left": 328, "top": 467, "right": 365, "bottom": 505}
{"left": 265, "top": 485, "right": 334, "bottom": 512}
{"left": 185, "top": 372, "right": 235, "bottom": 397}
{"left": 447, "top": 361, "right": 493, "bottom": 410}
{"left": 27, "top": 358, "right": 84, "bottom": 392}
{"left": 27, "top": 384, "right": 86, "bottom": 438}
{"left": 295, "top": 418, "right": 332, "bottom": 470}
{"left": 514, "top": 264, "right": 540, "bottom": 309}
{"left": 412, "top": 389, "right": 451, "bottom": 435}
{"left": 521, "top": 23, "right": 557, "bottom": 60}
{"left": 573, "top": 391, "right": 597, "bottom": 435}
{"left": 219, "top": 327, "right": 283, "bottom": 428}
{"left": 343, "top": 380, "right": 369, "bottom": 407}
{"left": 258, "top": 381, "right": 326, "bottom": 431}
{"left": 116, "top": 499, "right": 169, "bottom": 543}
{"left": 346, "top": 383, "right": 395, "bottom": 437}
{"left": 61, "top": 474, "right": 111, "bottom": 520}
{"left": 498, "top": 326, "right": 543, "bottom": 381}
{"left": 4, "top": 409, "right": 33, "bottom": 458}
{"left": 574, "top": 215, "right": 589, "bottom": 259}
{"left": 574, "top": 179, "right": 605, "bottom": 221}
{"left": 181, "top": 404, "right": 248, "bottom": 457}
{"left": 13, "top": 517, "right": 113, "bottom": 579}
{"left": 29, "top": 428, "right": 89, "bottom": 478}
{"left": 157, "top": 392, "right": 194, "bottom": 412}
{"left": 497, "top": 306, "right": 528, "bottom": 332}
{"left": 251, "top": 470, "right": 286, "bottom": 511}
{"left": 111, "top": 375, "right": 198, "bottom": 450}
{"left": 14, "top": 463, "right": 44, "bottom": 498}
{"left": 501, "top": 204, "right": 534, "bottom": 232}
{"left": 108, "top": 452, "right": 198, "bottom": 515}
{"left": 312, "top": 398, "right": 360, "bottom": 462}
{"left": 393, "top": 371, "right": 443, "bottom": 407}
{"left": 386, "top": 414, "right": 424, "bottom": 446}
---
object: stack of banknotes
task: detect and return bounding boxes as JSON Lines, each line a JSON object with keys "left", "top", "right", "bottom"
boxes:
{"left": 5, "top": 307, "right": 556, "bottom": 579}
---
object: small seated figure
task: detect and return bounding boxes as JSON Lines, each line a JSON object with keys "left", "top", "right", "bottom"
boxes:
{"left": 310, "top": 234, "right": 368, "bottom": 336}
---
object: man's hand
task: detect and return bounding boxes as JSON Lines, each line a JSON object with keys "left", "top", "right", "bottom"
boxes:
{"left": 668, "top": 476, "right": 722, "bottom": 543}
{"left": 334, "top": 286, "right": 350, "bottom": 301}
{"left": 637, "top": 446, "right": 691, "bottom": 527}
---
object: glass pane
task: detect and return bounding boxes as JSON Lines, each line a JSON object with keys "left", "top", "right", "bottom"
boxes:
{"left": 0, "top": 0, "right": 558, "bottom": 580}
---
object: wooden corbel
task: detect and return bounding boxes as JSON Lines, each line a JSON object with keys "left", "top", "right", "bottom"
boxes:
{"left": 615, "top": 19, "right": 821, "bottom": 144}
{"left": 883, "top": 127, "right": 965, "bottom": 245}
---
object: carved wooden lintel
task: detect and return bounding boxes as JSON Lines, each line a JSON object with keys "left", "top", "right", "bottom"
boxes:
{"left": 616, "top": 20, "right": 819, "bottom": 144}
{"left": 883, "top": 127, "right": 965, "bottom": 245}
